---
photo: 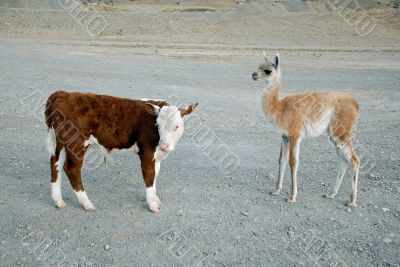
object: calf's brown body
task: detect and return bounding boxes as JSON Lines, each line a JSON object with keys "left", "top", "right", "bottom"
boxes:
{"left": 45, "top": 90, "right": 179, "bottom": 212}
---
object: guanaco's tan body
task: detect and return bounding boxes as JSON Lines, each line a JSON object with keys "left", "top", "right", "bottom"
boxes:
{"left": 253, "top": 52, "right": 360, "bottom": 207}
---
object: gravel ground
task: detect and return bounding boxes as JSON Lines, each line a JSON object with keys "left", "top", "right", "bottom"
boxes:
{"left": 0, "top": 1, "right": 399, "bottom": 266}
{"left": 0, "top": 37, "right": 399, "bottom": 266}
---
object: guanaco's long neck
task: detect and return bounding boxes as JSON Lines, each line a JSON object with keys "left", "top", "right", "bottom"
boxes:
{"left": 262, "top": 80, "right": 281, "bottom": 119}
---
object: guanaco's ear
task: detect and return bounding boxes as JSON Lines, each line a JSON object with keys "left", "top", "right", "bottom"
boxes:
{"left": 263, "top": 51, "right": 268, "bottom": 62}
{"left": 145, "top": 103, "right": 160, "bottom": 116}
{"left": 179, "top": 102, "right": 198, "bottom": 117}
{"left": 274, "top": 53, "right": 280, "bottom": 69}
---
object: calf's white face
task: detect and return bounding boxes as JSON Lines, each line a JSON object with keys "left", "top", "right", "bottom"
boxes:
{"left": 155, "top": 103, "right": 198, "bottom": 153}
{"left": 157, "top": 106, "right": 184, "bottom": 152}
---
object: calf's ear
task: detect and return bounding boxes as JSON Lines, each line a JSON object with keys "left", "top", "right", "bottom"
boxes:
{"left": 145, "top": 103, "right": 160, "bottom": 116}
{"left": 179, "top": 102, "right": 198, "bottom": 117}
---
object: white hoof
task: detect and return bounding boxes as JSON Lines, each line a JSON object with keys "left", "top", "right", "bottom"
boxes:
{"left": 347, "top": 201, "right": 357, "bottom": 208}
{"left": 324, "top": 193, "right": 335, "bottom": 199}
{"left": 148, "top": 200, "right": 161, "bottom": 213}
{"left": 270, "top": 190, "right": 281, "bottom": 196}
{"left": 83, "top": 201, "right": 96, "bottom": 211}
{"left": 75, "top": 191, "right": 95, "bottom": 211}
{"left": 287, "top": 197, "right": 297, "bottom": 203}
{"left": 54, "top": 200, "right": 67, "bottom": 209}
{"left": 154, "top": 195, "right": 161, "bottom": 205}
{"left": 146, "top": 187, "right": 161, "bottom": 213}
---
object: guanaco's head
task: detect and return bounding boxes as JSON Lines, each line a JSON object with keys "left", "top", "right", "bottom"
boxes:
{"left": 252, "top": 52, "right": 280, "bottom": 85}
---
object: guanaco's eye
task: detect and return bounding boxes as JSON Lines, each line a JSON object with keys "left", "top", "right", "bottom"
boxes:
{"left": 174, "top": 125, "right": 180, "bottom": 131}
{"left": 264, "top": 70, "right": 272, "bottom": 75}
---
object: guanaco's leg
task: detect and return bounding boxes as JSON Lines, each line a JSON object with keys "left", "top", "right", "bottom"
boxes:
{"left": 288, "top": 135, "right": 301, "bottom": 203}
{"left": 330, "top": 139, "right": 359, "bottom": 206}
{"left": 346, "top": 143, "right": 360, "bottom": 207}
{"left": 329, "top": 102, "right": 360, "bottom": 207}
{"left": 325, "top": 139, "right": 348, "bottom": 199}
{"left": 270, "top": 135, "right": 289, "bottom": 196}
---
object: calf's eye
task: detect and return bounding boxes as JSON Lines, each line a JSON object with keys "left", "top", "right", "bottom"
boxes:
{"left": 264, "top": 70, "right": 272, "bottom": 75}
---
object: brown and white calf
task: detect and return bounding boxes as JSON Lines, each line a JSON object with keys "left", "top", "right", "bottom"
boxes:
{"left": 45, "top": 91, "right": 197, "bottom": 212}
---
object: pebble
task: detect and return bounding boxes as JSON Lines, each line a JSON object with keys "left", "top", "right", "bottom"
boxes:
{"left": 241, "top": 211, "right": 248, "bottom": 217}
{"left": 104, "top": 244, "right": 110, "bottom": 251}
{"left": 383, "top": 238, "right": 392, "bottom": 243}
{"left": 346, "top": 208, "right": 352, "bottom": 212}
{"left": 288, "top": 231, "right": 295, "bottom": 238}
{"left": 90, "top": 243, "right": 95, "bottom": 247}
{"left": 177, "top": 210, "right": 184, "bottom": 216}
{"left": 382, "top": 208, "right": 390, "bottom": 212}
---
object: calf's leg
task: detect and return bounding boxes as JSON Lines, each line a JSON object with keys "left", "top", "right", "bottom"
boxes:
{"left": 140, "top": 151, "right": 161, "bottom": 213}
{"left": 64, "top": 148, "right": 95, "bottom": 211}
{"left": 50, "top": 147, "right": 67, "bottom": 208}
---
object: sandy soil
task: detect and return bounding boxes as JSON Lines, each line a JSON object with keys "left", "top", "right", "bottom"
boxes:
{"left": 0, "top": 1, "right": 399, "bottom": 266}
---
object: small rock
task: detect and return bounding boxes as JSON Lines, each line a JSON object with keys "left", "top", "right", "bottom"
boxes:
{"left": 90, "top": 243, "right": 95, "bottom": 247}
{"left": 288, "top": 231, "right": 295, "bottom": 238}
{"left": 177, "top": 210, "right": 184, "bottom": 216}
{"left": 346, "top": 208, "right": 352, "bottom": 212}
{"left": 382, "top": 208, "right": 390, "bottom": 212}
{"left": 383, "top": 238, "right": 392, "bottom": 243}
{"left": 104, "top": 244, "right": 110, "bottom": 251}
{"left": 368, "top": 173, "right": 379, "bottom": 180}
{"left": 241, "top": 211, "right": 248, "bottom": 217}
